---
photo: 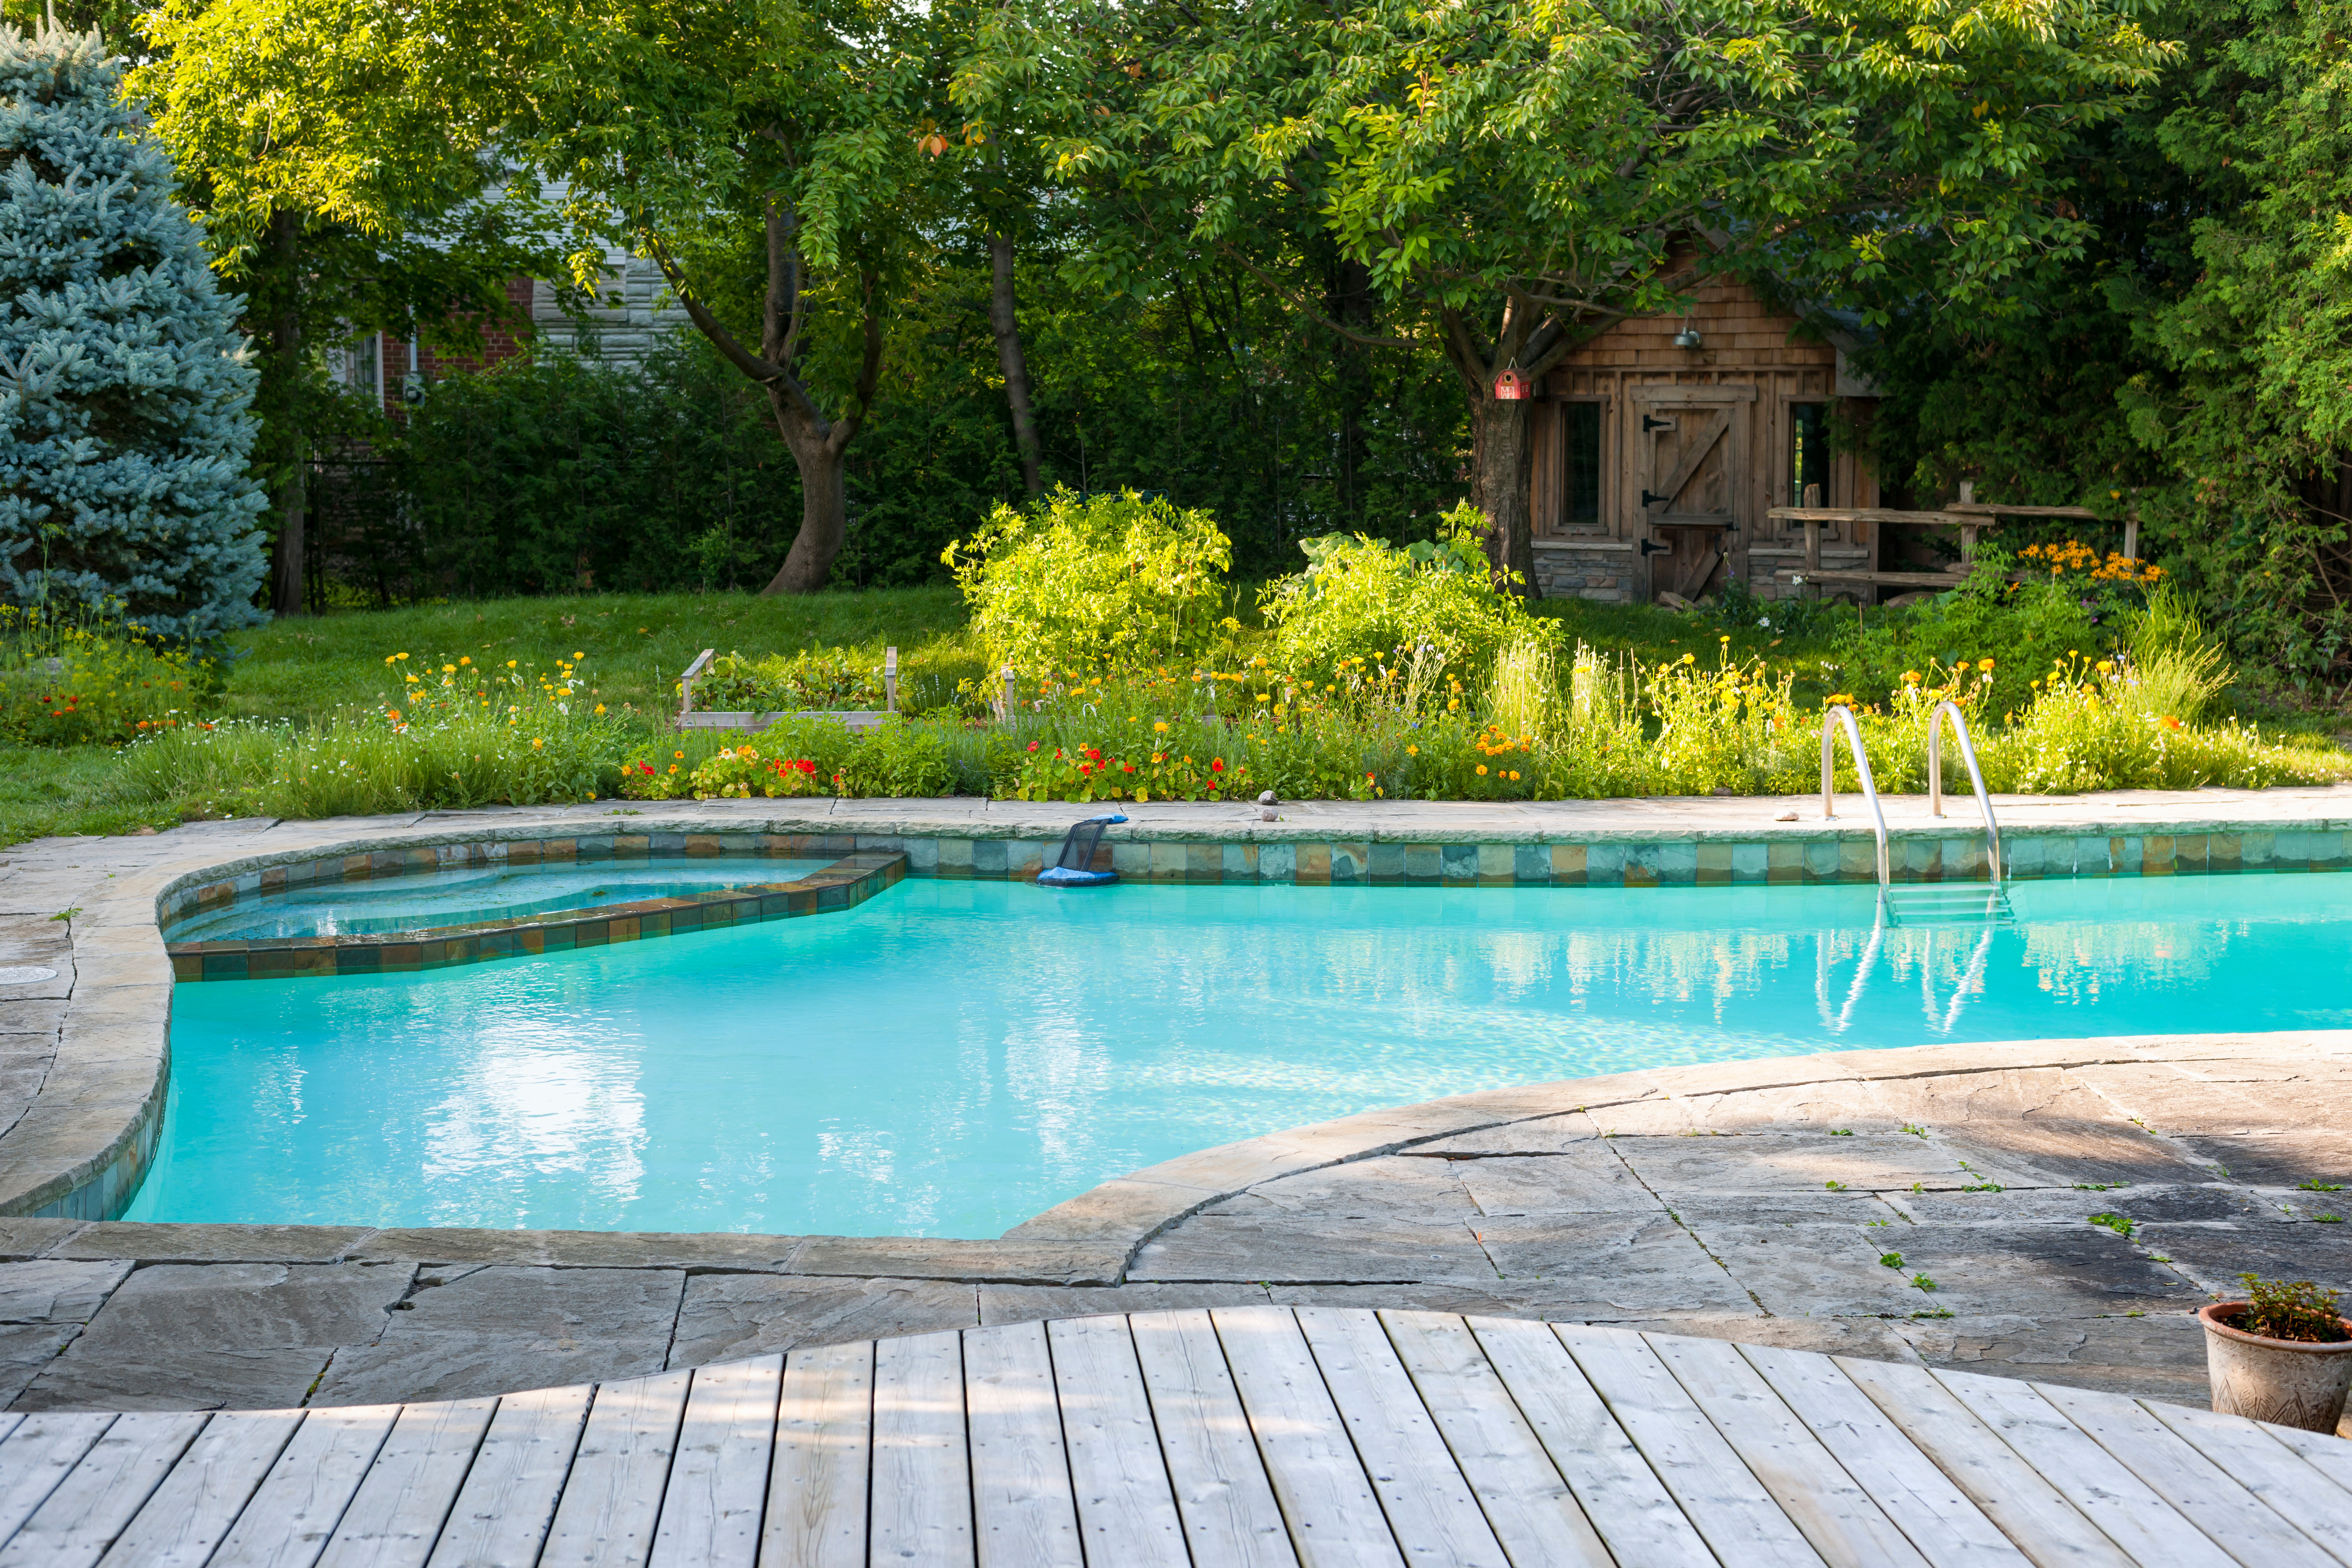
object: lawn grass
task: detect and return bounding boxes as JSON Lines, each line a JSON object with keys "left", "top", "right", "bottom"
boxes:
{"left": 220, "top": 587, "right": 971, "bottom": 721}
{"left": 2, "top": 588, "right": 971, "bottom": 847}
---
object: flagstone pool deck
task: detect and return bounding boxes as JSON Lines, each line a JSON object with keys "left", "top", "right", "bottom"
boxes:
{"left": 0, "top": 786, "right": 2347, "bottom": 1415}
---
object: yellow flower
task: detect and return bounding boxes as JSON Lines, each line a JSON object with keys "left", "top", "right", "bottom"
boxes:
{"left": 507, "top": 659, "right": 518, "bottom": 668}
{"left": 1407, "top": 744, "right": 1418, "bottom": 755}
{"left": 531, "top": 737, "right": 544, "bottom": 749}
{"left": 674, "top": 750, "right": 685, "bottom": 760}
{"left": 383, "top": 654, "right": 396, "bottom": 665}
{"left": 1476, "top": 765, "right": 1488, "bottom": 776}
{"left": 1154, "top": 721, "right": 1169, "bottom": 732}
{"left": 1978, "top": 658, "right": 1995, "bottom": 671}
{"left": 460, "top": 656, "right": 471, "bottom": 665}
{"left": 595, "top": 704, "right": 606, "bottom": 714}
{"left": 395, "top": 651, "right": 409, "bottom": 661}
{"left": 573, "top": 651, "right": 584, "bottom": 660}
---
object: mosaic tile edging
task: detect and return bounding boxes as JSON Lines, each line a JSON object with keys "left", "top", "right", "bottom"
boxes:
{"left": 150, "top": 824, "right": 2352, "bottom": 912}
{"left": 916, "top": 826, "right": 2346, "bottom": 885}
{"left": 165, "top": 851, "right": 906, "bottom": 982}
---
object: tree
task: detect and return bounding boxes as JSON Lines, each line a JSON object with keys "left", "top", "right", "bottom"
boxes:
{"left": 510, "top": 0, "right": 930, "bottom": 594}
{"left": 131, "top": 0, "right": 556, "bottom": 614}
{"left": 1050, "top": 0, "right": 2172, "bottom": 589}
{"left": 0, "top": 22, "right": 269, "bottom": 640}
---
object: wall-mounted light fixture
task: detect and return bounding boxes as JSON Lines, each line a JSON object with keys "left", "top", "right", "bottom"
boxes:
{"left": 1672, "top": 323, "right": 1704, "bottom": 350}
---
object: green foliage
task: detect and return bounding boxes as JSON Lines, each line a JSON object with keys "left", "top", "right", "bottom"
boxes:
{"left": 380, "top": 344, "right": 804, "bottom": 598}
{"left": 945, "top": 488, "right": 1234, "bottom": 673}
{"left": 2235, "top": 1274, "right": 2349, "bottom": 1344}
{"left": 1262, "top": 525, "right": 1563, "bottom": 689}
{"left": 0, "top": 24, "right": 270, "bottom": 642}
{"left": 1820, "top": 558, "right": 2123, "bottom": 722}
{"left": 1856, "top": 1, "right": 2352, "bottom": 696}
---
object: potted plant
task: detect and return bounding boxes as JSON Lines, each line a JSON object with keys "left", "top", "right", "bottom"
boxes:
{"left": 2201, "top": 1274, "right": 2352, "bottom": 1432}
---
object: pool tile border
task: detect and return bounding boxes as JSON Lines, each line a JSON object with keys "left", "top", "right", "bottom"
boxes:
{"left": 163, "top": 850, "right": 907, "bottom": 982}
{"left": 149, "top": 825, "right": 2352, "bottom": 920}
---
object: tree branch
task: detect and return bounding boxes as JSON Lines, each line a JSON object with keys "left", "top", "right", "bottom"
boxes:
{"left": 1217, "top": 245, "right": 1422, "bottom": 348}
{"left": 644, "top": 230, "right": 824, "bottom": 427}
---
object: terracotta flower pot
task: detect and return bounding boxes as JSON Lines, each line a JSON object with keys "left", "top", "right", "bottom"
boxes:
{"left": 2201, "top": 1302, "right": 2352, "bottom": 1432}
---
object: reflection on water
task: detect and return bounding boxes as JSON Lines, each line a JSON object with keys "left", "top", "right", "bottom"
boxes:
{"left": 127, "top": 871, "right": 2352, "bottom": 1238}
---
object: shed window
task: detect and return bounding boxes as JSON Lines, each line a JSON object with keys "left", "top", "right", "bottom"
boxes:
{"left": 1790, "top": 402, "right": 1830, "bottom": 506}
{"left": 1564, "top": 401, "right": 1602, "bottom": 527}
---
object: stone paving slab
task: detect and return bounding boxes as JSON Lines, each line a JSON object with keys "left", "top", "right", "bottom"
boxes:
{"left": 0, "top": 1033, "right": 2331, "bottom": 1410}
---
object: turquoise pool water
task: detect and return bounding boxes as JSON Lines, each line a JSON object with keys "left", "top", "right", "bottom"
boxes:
{"left": 163, "top": 859, "right": 838, "bottom": 942}
{"left": 127, "top": 873, "right": 2352, "bottom": 1237}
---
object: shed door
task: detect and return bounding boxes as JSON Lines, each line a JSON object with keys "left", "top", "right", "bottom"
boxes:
{"left": 1636, "top": 391, "right": 1748, "bottom": 600}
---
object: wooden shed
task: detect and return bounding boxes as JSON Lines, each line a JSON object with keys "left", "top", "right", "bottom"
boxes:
{"left": 1522, "top": 264, "right": 1885, "bottom": 605}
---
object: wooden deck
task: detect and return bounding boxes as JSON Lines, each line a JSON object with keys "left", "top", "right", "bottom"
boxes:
{"left": 6, "top": 1306, "right": 2350, "bottom": 1568}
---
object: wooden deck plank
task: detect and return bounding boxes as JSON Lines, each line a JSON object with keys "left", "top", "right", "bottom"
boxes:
{"left": 2263, "top": 1424, "right": 2352, "bottom": 1496}
{"left": 0, "top": 1411, "right": 208, "bottom": 1568}
{"left": 539, "top": 1370, "right": 693, "bottom": 1568}
{"left": 760, "top": 1340, "right": 872, "bottom": 1568}
{"left": 1128, "top": 1309, "right": 1297, "bottom": 1568}
{"left": 315, "top": 1398, "right": 498, "bottom": 1568}
{"left": 1738, "top": 1345, "right": 2030, "bottom": 1568}
{"left": 1836, "top": 1358, "right": 2137, "bottom": 1568}
{"left": 870, "top": 1328, "right": 974, "bottom": 1568}
{"left": 208, "top": 1405, "right": 403, "bottom": 1568}
{"left": 427, "top": 1384, "right": 594, "bottom": 1568}
{"left": 1927, "top": 1367, "right": 2241, "bottom": 1568}
{"left": 0, "top": 1413, "right": 115, "bottom": 1549}
{"left": 1554, "top": 1324, "right": 1828, "bottom": 1568}
{"left": 1294, "top": 1308, "right": 1508, "bottom": 1568}
{"left": 98, "top": 1412, "right": 306, "bottom": 1568}
{"left": 2141, "top": 1400, "right": 2352, "bottom": 1565}
{"left": 1645, "top": 1334, "right": 1927, "bottom": 1568}
{"left": 650, "top": 1356, "right": 782, "bottom": 1568}
{"left": 1376, "top": 1311, "right": 1613, "bottom": 1568}
{"left": 966, "top": 1321, "right": 1083, "bottom": 1568}
{"left": 1465, "top": 1316, "right": 1712, "bottom": 1568}
{"left": 1210, "top": 1306, "right": 1404, "bottom": 1568}
{"left": 2032, "top": 1381, "right": 2340, "bottom": 1568}
{"left": 1045, "top": 1316, "right": 1188, "bottom": 1568}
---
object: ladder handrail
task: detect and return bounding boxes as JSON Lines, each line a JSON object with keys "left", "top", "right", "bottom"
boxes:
{"left": 1818, "top": 705, "right": 1890, "bottom": 889}
{"left": 1926, "top": 699, "right": 2004, "bottom": 887}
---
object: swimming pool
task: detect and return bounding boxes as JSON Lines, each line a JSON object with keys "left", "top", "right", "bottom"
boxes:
{"left": 124, "top": 872, "right": 2352, "bottom": 1237}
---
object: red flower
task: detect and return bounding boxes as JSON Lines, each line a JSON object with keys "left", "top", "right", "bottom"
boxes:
{"left": 1210, "top": 758, "right": 1225, "bottom": 772}
{"left": 1026, "top": 741, "right": 1039, "bottom": 752}
{"left": 1121, "top": 762, "right": 1134, "bottom": 773}
{"left": 1084, "top": 747, "right": 1102, "bottom": 761}
{"left": 1079, "top": 763, "right": 1094, "bottom": 775}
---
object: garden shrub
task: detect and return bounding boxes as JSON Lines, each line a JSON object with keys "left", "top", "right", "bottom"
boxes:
{"left": 1262, "top": 507, "right": 1563, "bottom": 690}
{"left": 943, "top": 487, "right": 1233, "bottom": 674}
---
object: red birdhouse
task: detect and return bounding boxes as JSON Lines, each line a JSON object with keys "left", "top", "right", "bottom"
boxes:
{"left": 1492, "top": 366, "right": 1533, "bottom": 401}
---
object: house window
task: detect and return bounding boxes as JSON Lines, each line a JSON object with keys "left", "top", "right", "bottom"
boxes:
{"left": 1564, "top": 401, "right": 1602, "bottom": 527}
{"left": 1790, "top": 402, "right": 1830, "bottom": 506}
{"left": 343, "top": 334, "right": 381, "bottom": 402}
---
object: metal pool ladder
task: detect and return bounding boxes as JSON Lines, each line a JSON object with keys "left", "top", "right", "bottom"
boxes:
{"left": 1820, "top": 703, "right": 2014, "bottom": 928}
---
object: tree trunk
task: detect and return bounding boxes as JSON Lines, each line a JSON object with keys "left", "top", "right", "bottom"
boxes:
{"left": 267, "top": 209, "right": 307, "bottom": 616}
{"left": 1469, "top": 393, "right": 1537, "bottom": 596}
{"left": 762, "top": 391, "right": 849, "bottom": 594}
{"left": 989, "top": 231, "right": 1043, "bottom": 495}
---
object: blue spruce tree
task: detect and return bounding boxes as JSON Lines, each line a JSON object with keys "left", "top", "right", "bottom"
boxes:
{"left": 0, "top": 23, "right": 268, "bottom": 642}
